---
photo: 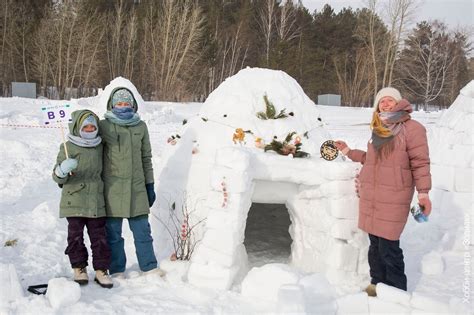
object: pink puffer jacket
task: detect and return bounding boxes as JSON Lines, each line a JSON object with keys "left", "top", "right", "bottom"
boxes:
{"left": 347, "top": 119, "right": 431, "bottom": 240}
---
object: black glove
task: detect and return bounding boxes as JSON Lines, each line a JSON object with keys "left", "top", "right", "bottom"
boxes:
{"left": 145, "top": 183, "right": 156, "bottom": 207}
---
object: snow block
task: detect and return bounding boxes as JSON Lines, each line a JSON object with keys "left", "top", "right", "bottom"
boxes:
{"left": 0, "top": 263, "right": 23, "bottom": 307}
{"left": 205, "top": 208, "right": 247, "bottom": 231}
{"left": 298, "top": 273, "right": 335, "bottom": 301}
{"left": 324, "top": 269, "right": 357, "bottom": 286}
{"left": 187, "top": 261, "right": 240, "bottom": 290}
{"left": 420, "top": 251, "right": 445, "bottom": 275}
{"left": 449, "top": 296, "right": 472, "bottom": 314}
{"left": 159, "top": 259, "right": 189, "bottom": 284}
{"left": 192, "top": 243, "right": 246, "bottom": 268}
{"left": 215, "top": 147, "right": 250, "bottom": 171}
{"left": 336, "top": 292, "right": 369, "bottom": 314}
{"left": 328, "top": 197, "right": 359, "bottom": 219}
{"left": 410, "top": 292, "right": 450, "bottom": 313}
{"left": 431, "top": 164, "right": 455, "bottom": 191}
{"left": 325, "top": 240, "right": 359, "bottom": 272}
{"left": 454, "top": 167, "right": 473, "bottom": 192}
{"left": 330, "top": 218, "right": 357, "bottom": 240}
{"left": 375, "top": 283, "right": 411, "bottom": 307}
{"left": 251, "top": 180, "right": 298, "bottom": 204}
{"left": 210, "top": 165, "right": 252, "bottom": 193}
{"left": 297, "top": 185, "right": 323, "bottom": 199}
{"left": 277, "top": 284, "right": 306, "bottom": 313}
{"left": 319, "top": 180, "right": 355, "bottom": 198}
{"left": 201, "top": 227, "right": 244, "bottom": 255}
{"left": 451, "top": 144, "right": 473, "bottom": 168}
{"left": 46, "top": 278, "right": 81, "bottom": 309}
{"left": 368, "top": 296, "right": 410, "bottom": 314}
{"left": 207, "top": 190, "right": 252, "bottom": 212}
{"left": 320, "top": 162, "right": 356, "bottom": 181}
{"left": 241, "top": 264, "right": 300, "bottom": 301}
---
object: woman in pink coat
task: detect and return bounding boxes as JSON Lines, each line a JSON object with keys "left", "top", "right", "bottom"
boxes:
{"left": 335, "top": 87, "right": 432, "bottom": 295}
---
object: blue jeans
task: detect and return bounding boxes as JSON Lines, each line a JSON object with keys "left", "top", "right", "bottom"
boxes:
{"left": 106, "top": 215, "right": 157, "bottom": 274}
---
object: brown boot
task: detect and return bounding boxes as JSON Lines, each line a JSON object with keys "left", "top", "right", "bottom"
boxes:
{"left": 365, "top": 284, "right": 377, "bottom": 297}
{"left": 73, "top": 267, "right": 89, "bottom": 285}
{"left": 94, "top": 270, "right": 113, "bottom": 289}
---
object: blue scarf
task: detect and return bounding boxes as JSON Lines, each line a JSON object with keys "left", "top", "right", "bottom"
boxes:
{"left": 104, "top": 110, "right": 141, "bottom": 126}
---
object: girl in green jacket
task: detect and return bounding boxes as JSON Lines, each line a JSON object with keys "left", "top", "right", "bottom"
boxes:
{"left": 53, "top": 109, "right": 113, "bottom": 288}
{"left": 99, "top": 86, "right": 162, "bottom": 277}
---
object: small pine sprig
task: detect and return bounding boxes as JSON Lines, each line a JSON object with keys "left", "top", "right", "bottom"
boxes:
{"left": 264, "top": 132, "right": 309, "bottom": 158}
{"left": 256, "top": 94, "right": 289, "bottom": 120}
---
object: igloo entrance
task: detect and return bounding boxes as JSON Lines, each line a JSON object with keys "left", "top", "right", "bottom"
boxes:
{"left": 244, "top": 203, "right": 292, "bottom": 267}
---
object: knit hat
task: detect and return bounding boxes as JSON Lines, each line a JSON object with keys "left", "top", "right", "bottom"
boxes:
{"left": 374, "top": 87, "right": 402, "bottom": 109}
{"left": 112, "top": 88, "right": 134, "bottom": 108}
{"left": 80, "top": 114, "right": 98, "bottom": 130}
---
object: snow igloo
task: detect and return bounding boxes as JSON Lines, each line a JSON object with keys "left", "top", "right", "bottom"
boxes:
{"left": 154, "top": 68, "right": 368, "bottom": 290}
{"left": 429, "top": 80, "right": 474, "bottom": 248}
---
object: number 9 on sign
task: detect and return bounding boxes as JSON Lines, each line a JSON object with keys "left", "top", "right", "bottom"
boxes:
{"left": 41, "top": 104, "right": 72, "bottom": 125}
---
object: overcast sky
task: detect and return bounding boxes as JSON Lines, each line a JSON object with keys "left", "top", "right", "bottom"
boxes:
{"left": 301, "top": 0, "right": 473, "bottom": 29}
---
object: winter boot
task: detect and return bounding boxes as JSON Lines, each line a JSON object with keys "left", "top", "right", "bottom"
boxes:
{"left": 94, "top": 270, "right": 113, "bottom": 289}
{"left": 142, "top": 267, "right": 165, "bottom": 277}
{"left": 73, "top": 267, "right": 89, "bottom": 285}
{"left": 365, "top": 284, "right": 377, "bottom": 297}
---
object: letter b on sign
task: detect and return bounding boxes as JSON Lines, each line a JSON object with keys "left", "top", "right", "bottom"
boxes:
{"left": 48, "top": 111, "right": 55, "bottom": 119}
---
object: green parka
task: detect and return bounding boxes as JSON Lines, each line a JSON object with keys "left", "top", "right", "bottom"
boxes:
{"left": 99, "top": 86, "right": 154, "bottom": 218}
{"left": 52, "top": 110, "right": 105, "bottom": 218}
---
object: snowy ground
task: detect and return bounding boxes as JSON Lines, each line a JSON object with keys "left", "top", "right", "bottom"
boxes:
{"left": 0, "top": 96, "right": 471, "bottom": 314}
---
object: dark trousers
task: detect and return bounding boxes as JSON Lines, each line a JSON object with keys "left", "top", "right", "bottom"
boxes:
{"left": 368, "top": 234, "right": 407, "bottom": 291}
{"left": 65, "top": 217, "right": 111, "bottom": 271}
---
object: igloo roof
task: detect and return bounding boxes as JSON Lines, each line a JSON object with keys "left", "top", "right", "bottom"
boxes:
{"left": 189, "top": 68, "right": 331, "bottom": 157}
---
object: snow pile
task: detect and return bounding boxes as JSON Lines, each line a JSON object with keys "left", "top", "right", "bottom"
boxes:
{"left": 241, "top": 263, "right": 300, "bottom": 301}
{"left": 0, "top": 263, "right": 23, "bottom": 312}
{"left": 421, "top": 251, "right": 444, "bottom": 275}
{"left": 46, "top": 277, "right": 81, "bottom": 309}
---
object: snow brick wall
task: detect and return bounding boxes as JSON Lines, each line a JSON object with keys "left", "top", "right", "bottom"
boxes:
{"left": 429, "top": 80, "right": 474, "bottom": 248}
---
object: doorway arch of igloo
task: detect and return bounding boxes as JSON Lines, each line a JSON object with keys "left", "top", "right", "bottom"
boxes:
{"left": 186, "top": 146, "right": 369, "bottom": 290}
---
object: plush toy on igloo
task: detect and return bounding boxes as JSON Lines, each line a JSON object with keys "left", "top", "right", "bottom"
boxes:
{"left": 154, "top": 68, "right": 367, "bottom": 290}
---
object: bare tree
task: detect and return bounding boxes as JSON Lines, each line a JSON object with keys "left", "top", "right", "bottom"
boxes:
{"left": 276, "top": 0, "right": 300, "bottom": 43}
{"left": 359, "top": 0, "right": 417, "bottom": 97}
{"left": 334, "top": 47, "right": 372, "bottom": 107}
{"left": 257, "top": 0, "right": 277, "bottom": 66}
{"left": 0, "top": 1, "right": 36, "bottom": 95}
{"left": 31, "top": 2, "right": 103, "bottom": 99}
{"left": 398, "top": 21, "right": 455, "bottom": 109}
{"left": 357, "top": 0, "right": 385, "bottom": 97}
{"left": 105, "top": 0, "right": 138, "bottom": 80}
{"left": 381, "top": 0, "right": 418, "bottom": 86}
{"left": 143, "top": 0, "right": 204, "bottom": 101}
{"left": 207, "top": 21, "right": 249, "bottom": 95}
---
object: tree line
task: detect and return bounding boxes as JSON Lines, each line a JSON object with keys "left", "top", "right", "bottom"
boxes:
{"left": 1, "top": 0, "right": 471, "bottom": 108}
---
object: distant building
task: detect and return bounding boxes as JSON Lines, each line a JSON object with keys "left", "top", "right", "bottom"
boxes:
{"left": 12, "top": 82, "right": 36, "bottom": 99}
{"left": 317, "top": 94, "right": 341, "bottom": 106}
